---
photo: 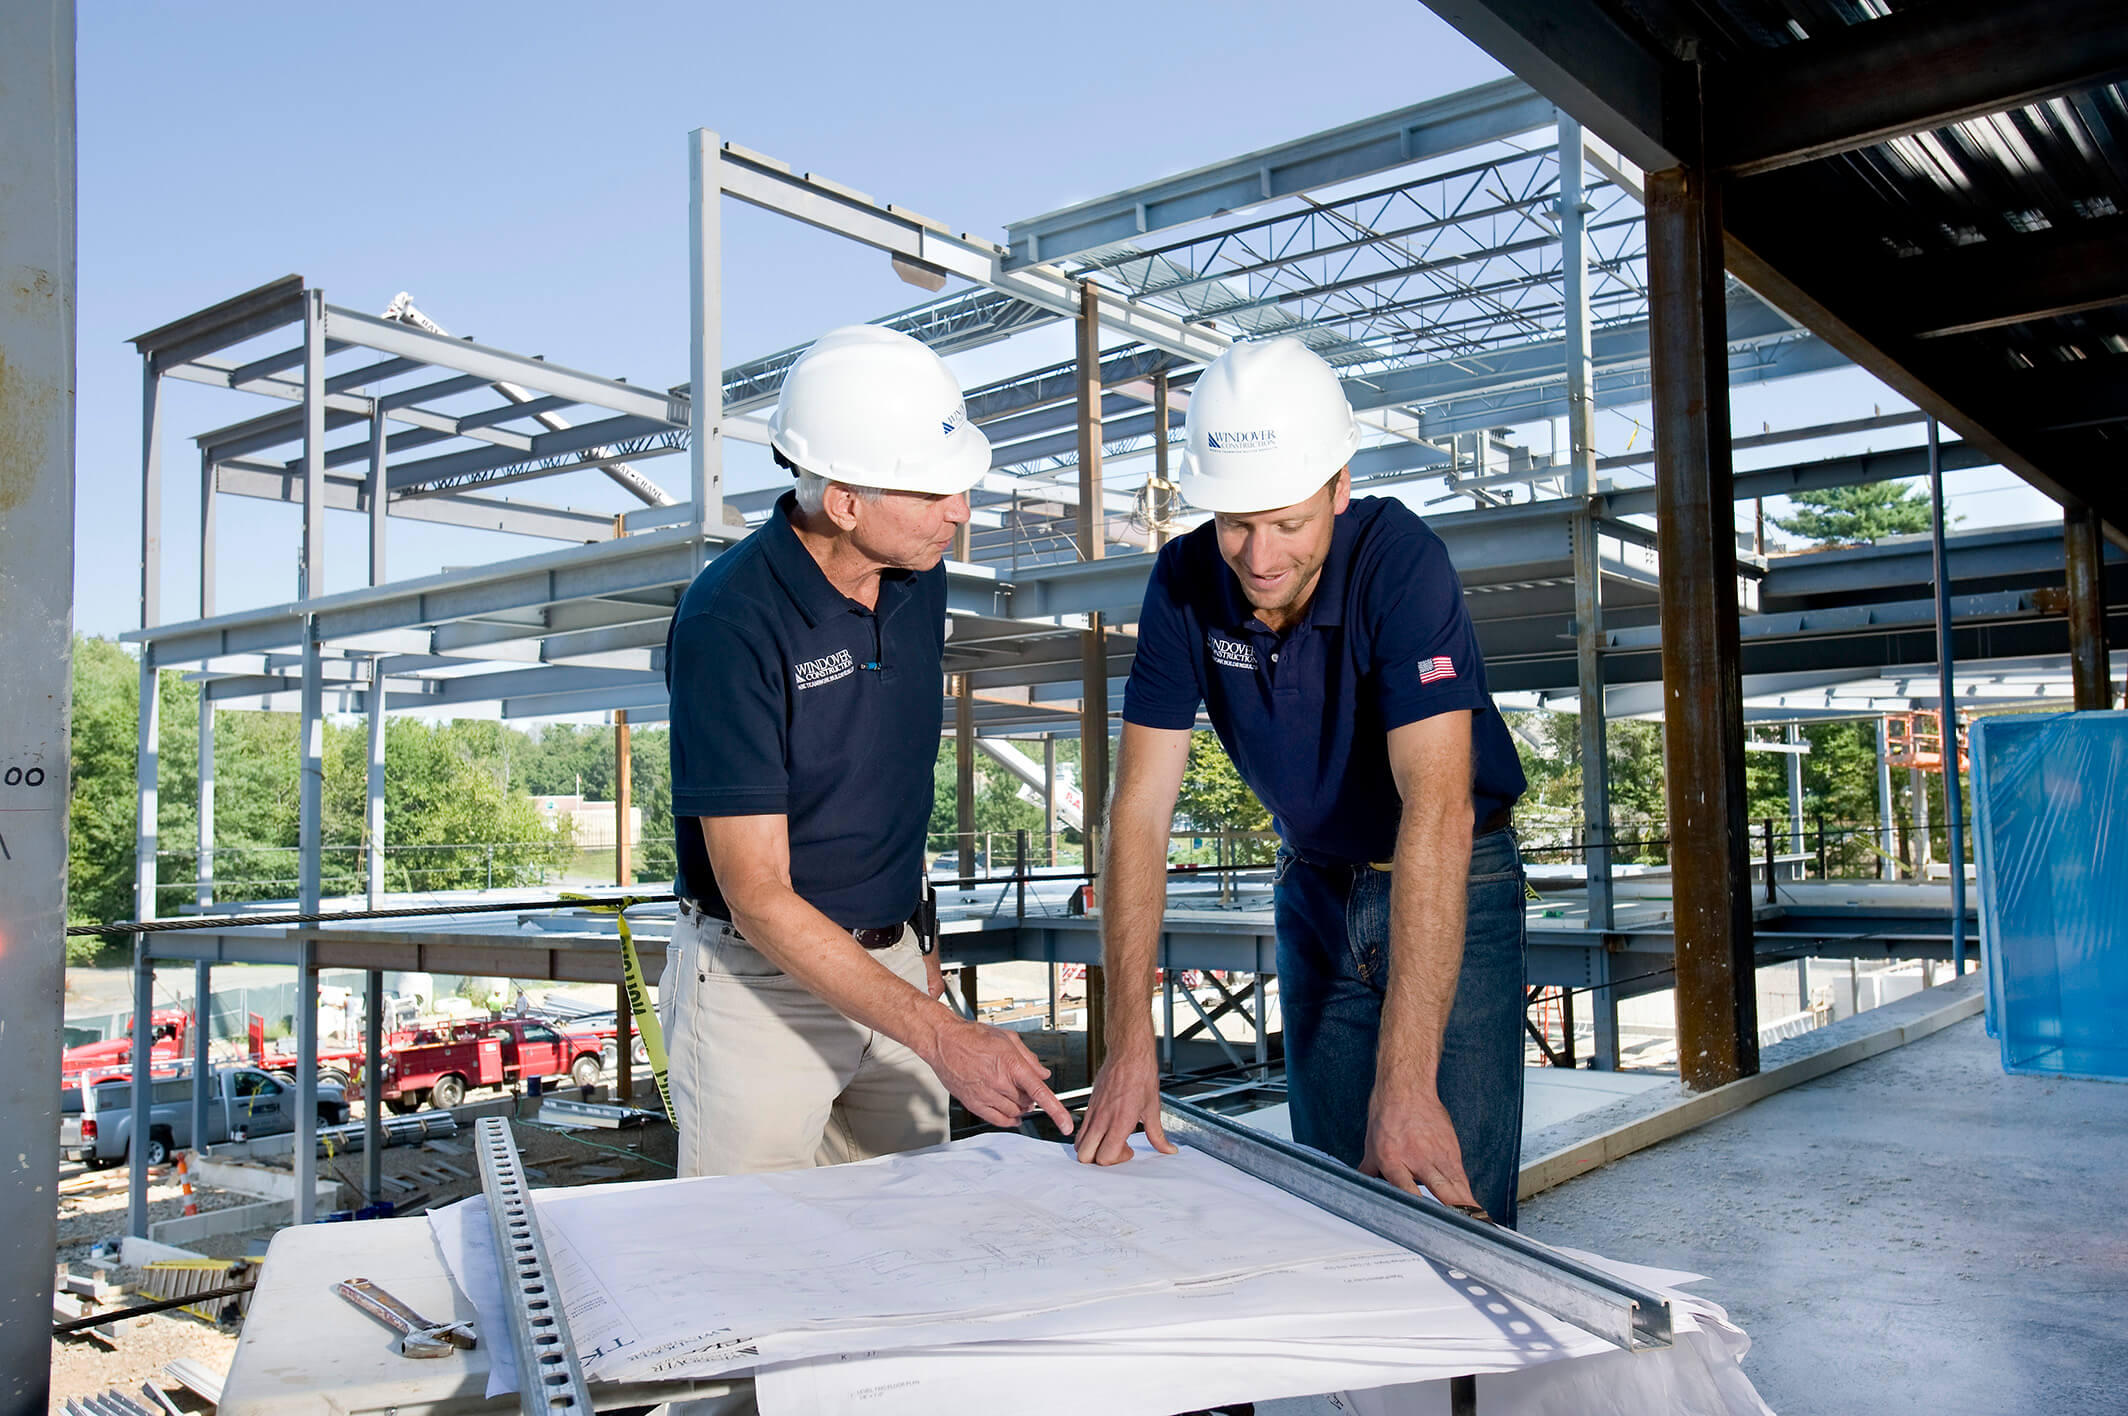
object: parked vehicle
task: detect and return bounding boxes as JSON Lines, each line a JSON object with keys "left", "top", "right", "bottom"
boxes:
{"left": 60, "top": 1008, "right": 191, "bottom": 1086}
{"left": 63, "top": 1066, "right": 350, "bottom": 1168}
{"left": 379, "top": 1017, "right": 608, "bottom": 1112}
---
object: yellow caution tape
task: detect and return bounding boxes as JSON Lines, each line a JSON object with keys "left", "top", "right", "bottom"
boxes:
{"left": 559, "top": 894, "right": 674, "bottom": 1123}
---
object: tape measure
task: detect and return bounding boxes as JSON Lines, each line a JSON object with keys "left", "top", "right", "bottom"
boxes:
{"left": 559, "top": 894, "right": 674, "bottom": 1123}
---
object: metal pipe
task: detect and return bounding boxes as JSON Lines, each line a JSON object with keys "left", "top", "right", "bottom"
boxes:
{"left": 1927, "top": 420, "right": 1968, "bottom": 973}
{"left": 127, "top": 943, "right": 153, "bottom": 1238}
{"left": 1161, "top": 1096, "right": 1673, "bottom": 1352}
{"left": 366, "top": 658, "right": 386, "bottom": 908}
{"left": 615, "top": 709, "right": 633, "bottom": 887}
{"left": 1646, "top": 163, "right": 1756, "bottom": 1090}
{"left": 191, "top": 961, "right": 210, "bottom": 1173}
{"left": 956, "top": 679, "right": 976, "bottom": 890}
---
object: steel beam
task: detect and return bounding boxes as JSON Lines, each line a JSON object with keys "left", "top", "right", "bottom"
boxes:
{"left": 130, "top": 273, "right": 305, "bottom": 371}
{"left": 1647, "top": 162, "right": 1757, "bottom": 1090}
{"left": 322, "top": 305, "right": 683, "bottom": 428}
{"left": 2067, "top": 503, "right": 2112, "bottom": 709}
{"left": 1414, "top": 0, "right": 1687, "bottom": 172}
{"left": 1715, "top": 0, "right": 2128, "bottom": 178}
{"left": 295, "top": 625, "right": 324, "bottom": 1224}
{"left": 214, "top": 460, "right": 618, "bottom": 543}
{"left": 0, "top": 6, "right": 73, "bottom": 1391}
{"left": 1004, "top": 79, "right": 1555, "bottom": 266}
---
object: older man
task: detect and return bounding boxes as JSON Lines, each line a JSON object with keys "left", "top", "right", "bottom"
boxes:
{"left": 662, "top": 324, "right": 1070, "bottom": 1179}
{"left": 1075, "top": 337, "right": 1529, "bottom": 1225}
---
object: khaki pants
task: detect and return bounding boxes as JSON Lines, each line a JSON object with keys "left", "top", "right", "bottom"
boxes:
{"left": 659, "top": 906, "right": 950, "bottom": 1179}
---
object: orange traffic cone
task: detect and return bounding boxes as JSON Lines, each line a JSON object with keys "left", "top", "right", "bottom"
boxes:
{"left": 178, "top": 1152, "right": 197, "bottom": 1217}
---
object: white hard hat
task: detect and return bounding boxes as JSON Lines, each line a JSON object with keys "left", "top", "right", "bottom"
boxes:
{"left": 767, "top": 324, "right": 991, "bottom": 496}
{"left": 1176, "top": 338, "right": 1360, "bottom": 514}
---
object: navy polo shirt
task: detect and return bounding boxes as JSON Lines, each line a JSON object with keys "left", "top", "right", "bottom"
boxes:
{"left": 665, "top": 491, "right": 944, "bottom": 930}
{"left": 1123, "top": 496, "right": 1525, "bottom": 864}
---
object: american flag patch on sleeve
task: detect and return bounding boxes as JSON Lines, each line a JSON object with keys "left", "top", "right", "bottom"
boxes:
{"left": 1418, "top": 655, "right": 1456, "bottom": 684}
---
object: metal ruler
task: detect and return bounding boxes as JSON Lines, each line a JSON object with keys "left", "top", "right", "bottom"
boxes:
{"left": 1159, "top": 1095, "right": 1674, "bottom": 1353}
{"left": 474, "top": 1116, "right": 598, "bottom": 1414}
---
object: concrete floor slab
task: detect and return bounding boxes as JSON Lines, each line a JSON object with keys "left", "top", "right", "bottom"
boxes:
{"left": 1519, "top": 1013, "right": 2128, "bottom": 1415}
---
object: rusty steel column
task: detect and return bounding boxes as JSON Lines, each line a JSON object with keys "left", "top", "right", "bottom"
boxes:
{"left": 956, "top": 675, "right": 976, "bottom": 888}
{"left": 1647, "top": 163, "right": 1757, "bottom": 1091}
{"left": 1076, "top": 279, "right": 1111, "bottom": 1074}
{"left": 614, "top": 709, "right": 632, "bottom": 886}
{"left": 2066, "top": 503, "right": 2110, "bottom": 711}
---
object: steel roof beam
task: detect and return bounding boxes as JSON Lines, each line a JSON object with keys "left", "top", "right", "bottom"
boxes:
{"left": 321, "top": 305, "right": 687, "bottom": 428}
{"left": 1003, "top": 78, "right": 1556, "bottom": 267}
{"left": 132, "top": 273, "right": 307, "bottom": 368}
{"left": 211, "top": 461, "right": 617, "bottom": 542}
{"left": 1715, "top": 0, "right": 2128, "bottom": 178}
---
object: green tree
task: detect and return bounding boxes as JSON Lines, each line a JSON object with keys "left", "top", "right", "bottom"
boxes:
{"left": 927, "top": 740, "right": 1047, "bottom": 866}
{"left": 1771, "top": 482, "right": 1936, "bottom": 546}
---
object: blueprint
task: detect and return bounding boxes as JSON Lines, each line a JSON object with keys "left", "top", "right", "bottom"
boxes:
{"left": 431, "top": 1132, "right": 1397, "bottom": 1392}
{"left": 430, "top": 1134, "right": 1773, "bottom": 1414}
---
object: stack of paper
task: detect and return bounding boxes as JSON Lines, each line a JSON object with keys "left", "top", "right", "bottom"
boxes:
{"left": 429, "top": 1134, "right": 1773, "bottom": 1415}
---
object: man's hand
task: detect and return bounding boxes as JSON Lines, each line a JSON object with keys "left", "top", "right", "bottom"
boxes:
{"left": 1073, "top": 1038, "right": 1176, "bottom": 1165}
{"left": 921, "top": 1018, "right": 1074, "bottom": 1134}
{"left": 1360, "top": 1084, "right": 1479, "bottom": 1212}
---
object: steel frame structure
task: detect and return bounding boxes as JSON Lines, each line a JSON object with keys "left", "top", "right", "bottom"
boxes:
{"left": 97, "top": 69, "right": 2128, "bottom": 1238}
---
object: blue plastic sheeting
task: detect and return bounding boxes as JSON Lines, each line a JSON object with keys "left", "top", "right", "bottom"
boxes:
{"left": 1969, "top": 711, "right": 2128, "bottom": 1081}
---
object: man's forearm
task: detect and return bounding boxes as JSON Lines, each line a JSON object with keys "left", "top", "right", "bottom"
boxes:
{"left": 1098, "top": 816, "right": 1172, "bottom": 1050}
{"left": 1376, "top": 795, "right": 1474, "bottom": 1095}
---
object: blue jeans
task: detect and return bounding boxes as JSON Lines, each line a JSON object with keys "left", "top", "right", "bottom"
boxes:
{"left": 1274, "top": 827, "right": 1528, "bottom": 1227}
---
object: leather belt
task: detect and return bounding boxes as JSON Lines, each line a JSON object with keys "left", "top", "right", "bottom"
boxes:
{"left": 679, "top": 900, "right": 904, "bottom": 950}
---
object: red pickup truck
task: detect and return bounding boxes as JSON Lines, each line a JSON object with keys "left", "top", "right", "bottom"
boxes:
{"left": 379, "top": 1017, "right": 609, "bottom": 1112}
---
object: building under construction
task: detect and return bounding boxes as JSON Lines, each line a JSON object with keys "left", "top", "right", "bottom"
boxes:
{"left": 5, "top": 2, "right": 2127, "bottom": 1413}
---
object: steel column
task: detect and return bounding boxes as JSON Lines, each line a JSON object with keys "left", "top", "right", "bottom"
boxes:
{"left": 1561, "top": 114, "right": 1613, "bottom": 930}
{"left": 1910, "top": 766, "right": 1932, "bottom": 876}
{"left": 129, "top": 644, "right": 160, "bottom": 1239}
{"left": 296, "top": 624, "right": 324, "bottom": 1222}
{"left": 1077, "top": 280, "right": 1113, "bottom": 1074}
{"left": 1043, "top": 736, "right": 1057, "bottom": 865}
{"left": 367, "top": 402, "right": 388, "bottom": 584}
{"left": 1876, "top": 716, "right": 1896, "bottom": 881}
{"left": 199, "top": 448, "right": 215, "bottom": 619}
{"left": 366, "top": 658, "right": 386, "bottom": 908}
{"left": 0, "top": 14, "right": 75, "bottom": 1391}
{"left": 301, "top": 288, "right": 325, "bottom": 600}
{"left": 1646, "top": 162, "right": 1757, "bottom": 1090}
{"left": 688, "top": 129, "right": 724, "bottom": 534}
{"left": 1785, "top": 723, "right": 1805, "bottom": 858}
{"left": 615, "top": 709, "right": 633, "bottom": 885}
{"left": 127, "top": 943, "right": 153, "bottom": 1238}
{"left": 192, "top": 960, "right": 211, "bottom": 1153}
{"left": 956, "top": 679, "right": 976, "bottom": 889}
{"left": 1928, "top": 421, "right": 1967, "bottom": 973}
{"left": 364, "top": 969, "right": 383, "bottom": 1204}
{"left": 193, "top": 687, "right": 213, "bottom": 1160}
{"left": 2065, "top": 503, "right": 2110, "bottom": 711}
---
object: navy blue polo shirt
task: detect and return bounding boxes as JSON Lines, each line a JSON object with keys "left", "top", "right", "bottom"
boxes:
{"left": 1123, "top": 496, "right": 1525, "bottom": 864}
{"left": 665, "top": 492, "right": 944, "bottom": 930}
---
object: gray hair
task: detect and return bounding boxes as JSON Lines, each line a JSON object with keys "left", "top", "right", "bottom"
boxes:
{"left": 793, "top": 469, "right": 884, "bottom": 516}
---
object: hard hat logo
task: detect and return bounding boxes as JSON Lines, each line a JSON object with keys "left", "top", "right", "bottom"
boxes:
{"left": 1206, "top": 429, "right": 1280, "bottom": 453}
{"left": 767, "top": 325, "right": 991, "bottom": 497}
{"left": 1177, "top": 338, "right": 1360, "bottom": 515}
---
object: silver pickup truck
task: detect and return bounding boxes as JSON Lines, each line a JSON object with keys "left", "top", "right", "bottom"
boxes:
{"left": 63, "top": 1065, "right": 350, "bottom": 1167}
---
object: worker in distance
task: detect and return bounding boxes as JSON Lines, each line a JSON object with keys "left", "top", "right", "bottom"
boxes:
{"left": 661, "top": 324, "right": 1071, "bottom": 1180}
{"left": 1074, "top": 338, "right": 1530, "bottom": 1225}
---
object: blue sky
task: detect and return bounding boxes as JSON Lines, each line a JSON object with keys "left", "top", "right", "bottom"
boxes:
{"left": 72, "top": 1, "right": 2056, "bottom": 642}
